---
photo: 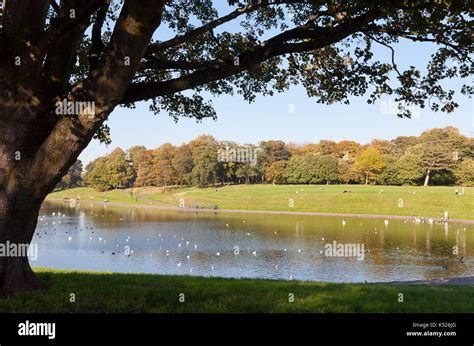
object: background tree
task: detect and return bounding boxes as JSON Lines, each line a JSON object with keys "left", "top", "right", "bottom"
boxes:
{"left": 354, "top": 147, "right": 385, "bottom": 185}
{"left": 235, "top": 163, "right": 258, "bottom": 184}
{"left": 317, "top": 140, "right": 337, "bottom": 156}
{"left": 257, "top": 140, "right": 291, "bottom": 181}
{"left": 172, "top": 144, "right": 194, "bottom": 186}
{"left": 317, "top": 155, "right": 339, "bottom": 184}
{"left": 134, "top": 150, "right": 154, "bottom": 187}
{"left": 417, "top": 127, "right": 468, "bottom": 186}
{"left": 191, "top": 139, "right": 220, "bottom": 188}
{"left": 265, "top": 161, "right": 287, "bottom": 185}
{"left": 85, "top": 157, "right": 110, "bottom": 191}
{"left": 56, "top": 160, "right": 84, "bottom": 190}
{"left": 151, "top": 143, "right": 177, "bottom": 188}
{"left": 0, "top": 0, "right": 472, "bottom": 295}
{"left": 453, "top": 159, "right": 474, "bottom": 186}
{"left": 126, "top": 145, "right": 147, "bottom": 185}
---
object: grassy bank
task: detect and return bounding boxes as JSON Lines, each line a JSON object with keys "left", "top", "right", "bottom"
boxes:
{"left": 0, "top": 268, "right": 472, "bottom": 313}
{"left": 47, "top": 184, "right": 474, "bottom": 220}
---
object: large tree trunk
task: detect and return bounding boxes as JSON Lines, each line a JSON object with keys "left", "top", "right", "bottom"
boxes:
{"left": 424, "top": 169, "right": 431, "bottom": 186}
{"left": 0, "top": 0, "right": 166, "bottom": 297}
{"left": 0, "top": 190, "right": 45, "bottom": 296}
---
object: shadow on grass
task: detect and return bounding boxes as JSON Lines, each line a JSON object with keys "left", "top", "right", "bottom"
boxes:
{"left": 0, "top": 269, "right": 473, "bottom": 313}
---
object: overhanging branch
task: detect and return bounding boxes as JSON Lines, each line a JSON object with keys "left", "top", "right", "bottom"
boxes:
{"left": 122, "top": 7, "right": 384, "bottom": 104}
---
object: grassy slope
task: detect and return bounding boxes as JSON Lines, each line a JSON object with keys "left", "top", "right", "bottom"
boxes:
{"left": 0, "top": 268, "right": 472, "bottom": 313}
{"left": 48, "top": 185, "right": 474, "bottom": 219}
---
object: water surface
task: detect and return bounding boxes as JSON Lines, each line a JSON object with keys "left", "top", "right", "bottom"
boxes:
{"left": 31, "top": 201, "right": 474, "bottom": 283}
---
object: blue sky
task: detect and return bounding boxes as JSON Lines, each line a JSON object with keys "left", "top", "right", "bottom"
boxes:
{"left": 78, "top": 8, "right": 473, "bottom": 165}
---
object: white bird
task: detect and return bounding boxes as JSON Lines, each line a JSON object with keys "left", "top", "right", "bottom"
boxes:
{"left": 99, "top": 237, "right": 102, "bottom": 242}
{"left": 252, "top": 251, "right": 257, "bottom": 256}
{"left": 284, "top": 248, "right": 287, "bottom": 252}
{"left": 68, "top": 236, "right": 72, "bottom": 242}
{"left": 226, "top": 224, "right": 229, "bottom": 227}
{"left": 298, "top": 249, "right": 301, "bottom": 253}
{"left": 177, "top": 263, "right": 181, "bottom": 267}
{"left": 321, "top": 237, "right": 325, "bottom": 241}
{"left": 178, "top": 243, "right": 182, "bottom": 248}
{"left": 246, "top": 233, "right": 251, "bottom": 236}
{"left": 187, "top": 255, "right": 190, "bottom": 260}
{"left": 342, "top": 220, "right": 346, "bottom": 226}
{"left": 211, "top": 265, "right": 214, "bottom": 271}
{"left": 384, "top": 220, "right": 389, "bottom": 226}
{"left": 194, "top": 244, "right": 197, "bottom": 249}
{"left": 289, "top": 275, "right": 293, "bottom": 280}
{"left": 186, "top": 241, "right": 190, "bottom": 245}
{"left": 274, "top": 231, "right": 277, "bottom": 235}
{"left": 216, "top": 252, "right": 221, "bottom": 256}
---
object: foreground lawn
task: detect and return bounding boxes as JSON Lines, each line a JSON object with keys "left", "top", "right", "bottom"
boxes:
{"left": 0, "top": 268, "right": 473, "bottom": 313}
{"left": 48, "top": 184, "right": 474, "bottom": 219}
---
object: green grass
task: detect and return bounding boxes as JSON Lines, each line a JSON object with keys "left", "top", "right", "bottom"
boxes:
{"left": 48, "top": 184, "right": 474, "bottom": 219}
{"left": 0, "top": 268, "right": 472, "bottom": 313}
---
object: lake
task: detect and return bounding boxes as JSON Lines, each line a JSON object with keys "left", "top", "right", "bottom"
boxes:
{"left": 31, "top": 201, "right": 474, "bottom": 283}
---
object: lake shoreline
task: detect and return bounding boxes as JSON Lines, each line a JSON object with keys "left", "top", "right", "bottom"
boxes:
{"left": 45, "top": 197, "right": 474, "bottom": 224}
{"left": 379, "top": 276, "right": 474, "bottom": 286}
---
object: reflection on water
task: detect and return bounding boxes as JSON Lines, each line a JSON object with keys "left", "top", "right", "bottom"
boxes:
{"left": 31, "top": 201, "right": 474, "bottom": 283}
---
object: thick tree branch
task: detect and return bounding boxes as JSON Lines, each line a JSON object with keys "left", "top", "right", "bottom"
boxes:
{"left": 138, "top": 58, "right": 212, "bottom": 71}
{"left": 89, "top": 2, "right": 110, "bottom": 71}
{"left": 50, "top": 0, "right": 59, "bottom": 14}
{"left": 22, "top": 0, "right": 167, "bottom": 197}
{"left": 123, "top": 8, "right": 384, "bottom": 104}
{"left": 145, "top": 0, "right": 311, "bottom": 56}
{"left": 38, "top": 0, "right": 106, "bottom": 55}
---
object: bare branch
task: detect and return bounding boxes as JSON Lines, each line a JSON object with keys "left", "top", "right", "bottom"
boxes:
{"left": 364, "top": 33, "right": 402, "bottom": 78}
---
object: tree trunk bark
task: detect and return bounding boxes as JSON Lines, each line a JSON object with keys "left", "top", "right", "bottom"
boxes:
{"left": 424, "top": 170, "right": 430, "bottom": 186}
{"left": 0, "top": 192, "right": 45, "bottom": 296}
{"left": 365, "top": 172, "right": 369, "bottom": 185}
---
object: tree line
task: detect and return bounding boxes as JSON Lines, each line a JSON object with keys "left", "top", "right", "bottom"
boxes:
{"left": 61, "top": 127, "right": 473, "bottom": 191}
